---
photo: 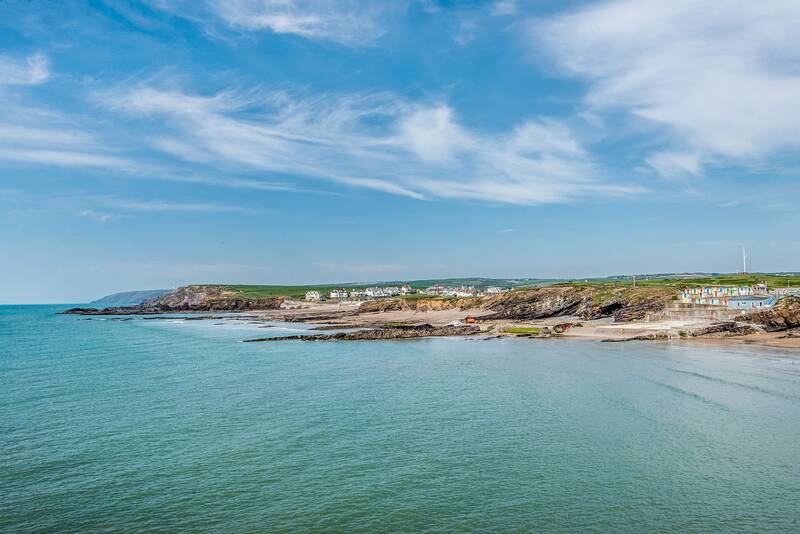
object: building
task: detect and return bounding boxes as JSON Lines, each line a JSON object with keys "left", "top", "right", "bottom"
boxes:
{"left": 305, "top": 290, "right": 322, "bottom": 301}
{"left": 445, "top": 285, "right": 480, "bottom": 298}
{"left": 681, "top": 286, "right": 753, "bottom": 306}
{"left": 329, "top": 288, "right": 348, "bottom": 299}
{"left": 728, "top": 295, "right": 777, "bottom": 310}
{"left": 753, "top": 283, "right": 769, "bottom": 295}
{"left": 486, "top": 286, "right": 508, "bottom": 294}
{"left": 349, "top": 289, "right": 368, "bottom": 298}
{"left": 400, "top": 285, "right": 414, "bottom": 295}
{"left": 425, "top": 284, "right": 445, "bottom": 296}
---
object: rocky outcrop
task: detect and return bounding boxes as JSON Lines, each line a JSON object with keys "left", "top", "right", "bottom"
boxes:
{"left": 478, "top": 287, "right": 594, "bottom": 320}
{"left": 690, "top": 322, "right": 761, "bottom": 337}
{"left": 736, "top": 296, "right": 800, "bottom": 331}
{"left": 243, "top": 323, "right": 480, "bottom": 342}
{"left": 63, "top": 285, "right": 284, "bottom": 315}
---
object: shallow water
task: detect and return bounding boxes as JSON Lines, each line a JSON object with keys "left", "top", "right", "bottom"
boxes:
{"left": 2, "top": 305, "right": 800, "bottom": 532}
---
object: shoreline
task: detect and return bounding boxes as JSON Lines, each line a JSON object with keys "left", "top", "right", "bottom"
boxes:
{"left": 68, "top": 300, "right": 800, "bottom": 349}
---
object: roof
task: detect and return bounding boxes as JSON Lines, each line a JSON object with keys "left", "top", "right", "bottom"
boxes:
{"left": 728, "top": 295, "right": 773, "bottom": 301}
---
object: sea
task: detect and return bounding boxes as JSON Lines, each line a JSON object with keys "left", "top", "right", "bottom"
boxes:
{"left": 2, "top": 304, "right": 800, "bottom": 532}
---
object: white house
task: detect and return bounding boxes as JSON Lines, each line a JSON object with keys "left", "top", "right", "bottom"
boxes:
{"left": 349, "top": 289, "right": 368, "bottom": 298}
{"left": 329, "top": 288, "right": 348, "bottom": 299}
{"left": 728, "top": 295, "right": 776, "bottom": 310}
{"left": 425, "top": 284, "right": 445, "bottom": 296}
{"left": 486, "top": 286, "right": 507, "bottom": 294}
{"left": 400, "top": 285, "right": 415, "bottom": 295}
{"left": 305, "top": 290, "right": 322, "bottom": 301}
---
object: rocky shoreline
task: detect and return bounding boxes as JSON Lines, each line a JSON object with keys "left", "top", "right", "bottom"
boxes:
{"left": 61, "top": 285, "right": 800, "bottom": 348}
{"left": 243, "top": 323, "right": 481, "bottom": 342}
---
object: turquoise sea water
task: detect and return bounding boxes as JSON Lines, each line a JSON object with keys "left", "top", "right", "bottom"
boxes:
{"left": 2, "top": 305, "right": 800, "bottom": 532}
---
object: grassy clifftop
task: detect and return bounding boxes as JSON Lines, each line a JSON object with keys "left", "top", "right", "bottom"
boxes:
{"left": 560, "top": 274, "right": 800, "bottom": 290}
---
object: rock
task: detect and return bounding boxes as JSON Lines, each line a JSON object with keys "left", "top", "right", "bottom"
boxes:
{"left": 737, "top": 296, "right": 800, "bottom": 331}
{"left": 690, "top": 322, "right": 761, "bottom": 337}
{"left": 243, "top": 323, "right": 480, "bottom": 342}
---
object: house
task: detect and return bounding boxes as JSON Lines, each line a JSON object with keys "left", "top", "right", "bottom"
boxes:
{"left": 384, "top": 286, "right": 401, "bottom": 296}
{"left": 349, "top": 289, "right": 368, "bottom": 298}
{"left": 728, "top": 295, "right": 777, "bottom": 310}
{"left": 486, "top": 286, "right": 508, "bottom": 294}
{"left": 447, "top": 285, "right": 479, "bottom": 298}
{"left": 425, "top": 284, "right": 445, "bottom": 296}
{"left": 329, "top": 288, "right": 348, "bottom": 299}
{"left": 305, "top": 290, "right": 322, "bottom": 301}
{"left": 753, "top": 283, "right": 769, "bottom": 295}
{"left": 400, "top": 285, "right": 415, "bottom": 295}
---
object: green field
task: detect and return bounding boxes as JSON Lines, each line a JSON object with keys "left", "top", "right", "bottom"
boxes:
{"left": 560, "top": 274, "right": 800, "bottom": 291}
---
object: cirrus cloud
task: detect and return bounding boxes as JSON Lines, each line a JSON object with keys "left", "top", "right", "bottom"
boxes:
{"left": 536, "top": 0, "right": 800, "bottom": 178}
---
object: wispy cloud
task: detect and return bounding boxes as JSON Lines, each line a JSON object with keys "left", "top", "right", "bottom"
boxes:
{"left": 491, "top": 0, "right": 517, "bottom": 16}
{"left": 92, "top": 196, "right": 256, "bottom": 214}
{"left": 146, "top": 0, "right": 393, "bottom": 45}
{"left": 101, "top": 84, "right": 638, "bottom": 204}
{"left": 0, "top": 53, "right": 50, "bottom": 85}
{"left": 535, "top": 0, "right": 800, "bottom": 178}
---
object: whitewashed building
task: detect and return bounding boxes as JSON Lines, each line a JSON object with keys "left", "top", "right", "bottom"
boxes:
{"left": 329, "top": 288, "right": 348, "bottom": 299}
{"left": 425, "top": 284, "right": 445, "bottom": 296}
{"left": 305, "top": 290, "right": 322, "bottom": 301}
{"left": 486, "top": 286, "right": 508, "bottom": 294}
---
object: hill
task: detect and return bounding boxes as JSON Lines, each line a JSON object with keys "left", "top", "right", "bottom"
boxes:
{"left": 89, "top": 289, "right": 171, "bottom": 307}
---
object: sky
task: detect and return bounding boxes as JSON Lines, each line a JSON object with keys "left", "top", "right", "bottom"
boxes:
{"left": 1, "top": 0, "right": 799, "bottom": 303}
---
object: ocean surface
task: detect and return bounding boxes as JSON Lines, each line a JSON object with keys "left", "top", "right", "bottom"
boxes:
{"left": 2, "top": 305, "right": 800, "bottom": 532}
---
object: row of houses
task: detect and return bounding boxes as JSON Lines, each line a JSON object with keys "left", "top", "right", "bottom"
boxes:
{"left": 306, "top": 285, "right": 415, "bottom": 301}
{"left": 306, "top": 284, "right": 513, "bottom": 301}
{"left": 680, "top": 283, "right": 785, "bottom": 310}
{"left": 424, "top": 284, "right": 510, "bottom": 297}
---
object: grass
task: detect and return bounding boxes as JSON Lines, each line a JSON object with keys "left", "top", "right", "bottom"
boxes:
{"left": 502, "top": 327, "right": 541, "bottom": 337}
{"left": 561, "top": 273, "right": 800, "bottom": 291}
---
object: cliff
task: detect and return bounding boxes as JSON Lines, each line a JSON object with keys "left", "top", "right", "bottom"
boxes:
{"left": 63, "top": 285, "right": 284, "bottom": 314}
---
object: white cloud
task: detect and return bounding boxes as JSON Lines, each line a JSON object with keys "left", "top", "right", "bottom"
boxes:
{"left": 102, "top": 85, "right": 638, "bottom": 204}
{"left": 0, "top": 53, "right": 50, "bottom": 85}
{"left": 491, "top": 0, "right": 517, "bottom": 16}
{"left": 645, "top": 152, "right": 702, "bottom": 180}
{"left": 150, "top": 0, "right": 390, "bottom": 45}
{"left": 536, "top": 0, "right": 800, "bottom": 177}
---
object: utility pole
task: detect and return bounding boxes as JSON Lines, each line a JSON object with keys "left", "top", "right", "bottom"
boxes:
{"left": 742, "top": 246, "right": 747, "bottom": 274}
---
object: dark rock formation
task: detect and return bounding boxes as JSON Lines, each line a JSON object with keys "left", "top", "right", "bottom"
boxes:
{"left": 690, "top": 322, "right": 761, "bottom": 337}
{"left": 736, "top": 296, "right": 800, "bottom": 331}
{"left": 478, "top": 287, "right": 595, "bottom": 320}
{"left": 243, "top": 323, "right": 480, "bottom": 342}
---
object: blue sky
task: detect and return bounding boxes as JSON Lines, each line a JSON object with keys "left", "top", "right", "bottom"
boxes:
{"left": 1, "top": 0, "right": 799, "bottom": 303}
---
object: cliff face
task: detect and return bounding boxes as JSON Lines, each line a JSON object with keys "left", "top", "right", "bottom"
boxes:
{"left": 144, "top": 285, "right": 283, "bottom": 311}
{"left": 479, "top": 287, "right": 595, "bottom": 320}
{"left": 737, "top": 296, "right": 800, "bottom": 331}
{"left": 64, "top": 285, "right": 284, "bottom": 314}
{"left": 355, "top": 286, "right": 675, "bottom": 322}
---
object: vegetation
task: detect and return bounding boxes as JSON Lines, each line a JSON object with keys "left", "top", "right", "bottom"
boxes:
{"left": 502, "top": 327, "right": 541, "bottom": 337}
{"left": 560, "top": 273, "right": 800, "bottom": 291}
